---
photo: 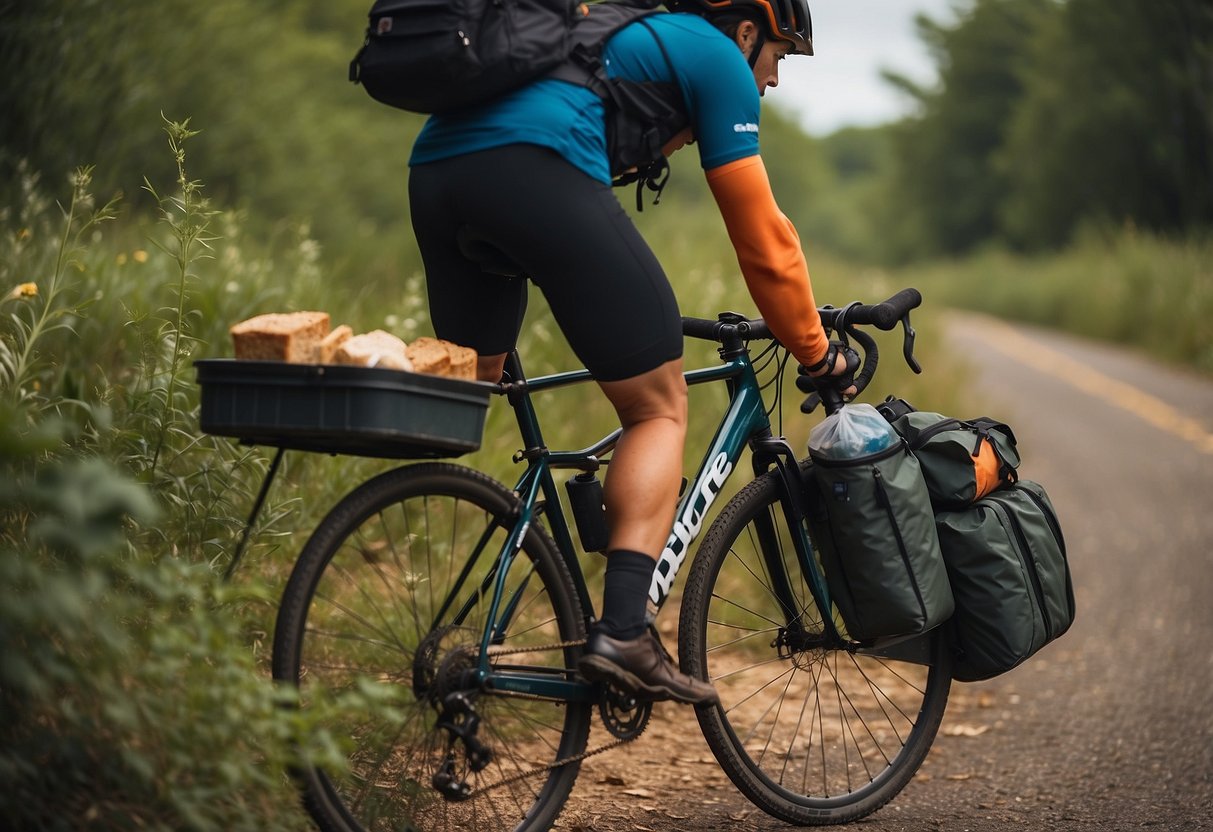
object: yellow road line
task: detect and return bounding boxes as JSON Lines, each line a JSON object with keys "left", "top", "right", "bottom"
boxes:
{"left": 968, "top": 316, "right": 1213, "bottom": 455}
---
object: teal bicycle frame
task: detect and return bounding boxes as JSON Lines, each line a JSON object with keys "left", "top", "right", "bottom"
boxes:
{"left": 469, "top": 342, "right": 839, "bottom": 704}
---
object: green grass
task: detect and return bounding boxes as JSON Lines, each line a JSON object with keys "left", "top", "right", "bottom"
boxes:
{"left": 899, "top": 231, "right": 1213, "bottom": 375}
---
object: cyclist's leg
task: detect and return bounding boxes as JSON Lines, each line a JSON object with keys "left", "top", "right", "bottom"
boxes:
{"left": 586, "top": 360, "right": 718, "bottom": 704}
{"left": 413, "top": 145, "right": 684, "bottom": 380}
{"left": 475, "top": 353, "right": 508, "bottom": 383}
{"left": 598, "top": 359, "right": 687, "bottom": 558}
{"left": 409, "top": 155, "right": 529, "bottom": 371}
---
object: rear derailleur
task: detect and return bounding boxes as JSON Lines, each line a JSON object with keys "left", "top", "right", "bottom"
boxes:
{"left": 431, "top": 690, "right": 492, "bottom": 802}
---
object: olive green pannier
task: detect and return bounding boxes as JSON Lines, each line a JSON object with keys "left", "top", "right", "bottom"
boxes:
{"left": 805, "top": 442, "right": 954, "bottom": 643}
{"left": 935, "top": 480, "right": 1075, "bottom": 681}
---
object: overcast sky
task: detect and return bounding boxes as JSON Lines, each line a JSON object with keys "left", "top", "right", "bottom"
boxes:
{"left": 770, "top": 0, "right": 960, "bottom": 135}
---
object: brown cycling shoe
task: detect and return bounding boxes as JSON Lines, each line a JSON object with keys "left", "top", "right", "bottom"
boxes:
{"left": 578, "top": 629, "right": 719, "bottom": 706}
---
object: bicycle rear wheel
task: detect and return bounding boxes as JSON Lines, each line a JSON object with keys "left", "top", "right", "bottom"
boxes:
{"left": 272, "top": 462, "right": 590, "bottom": 832}
{"left": 679, "top": 467, "right": 951, "bottom": 825}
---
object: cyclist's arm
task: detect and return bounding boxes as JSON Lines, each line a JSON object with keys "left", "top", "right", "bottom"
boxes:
{"left": 706, "top": 154, "right": 828, "bottom": 368}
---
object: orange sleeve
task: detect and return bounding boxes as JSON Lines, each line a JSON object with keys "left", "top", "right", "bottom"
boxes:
{"left": 706, "top": 156, "right": 829, "bottom": 368}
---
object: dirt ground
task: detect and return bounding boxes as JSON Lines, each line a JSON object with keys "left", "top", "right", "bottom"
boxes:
{"left": 549, "top": 685, "right": 1000, "bottom": 831}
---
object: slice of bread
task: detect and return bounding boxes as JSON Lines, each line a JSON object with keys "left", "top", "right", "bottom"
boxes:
{"left": 444, "top": 342, "right": 478, "bottom": 380}
{"left": 318, "top": 325, "right": 353, "bottom": 364}
{"left": 332, "top": 330, "right": 414, "bottom": 371}
{"left": 405, "top": 337, "right": 451, "bottom": 376}
{"left": 231, "top": 311, "right": 330, "bottom": 362}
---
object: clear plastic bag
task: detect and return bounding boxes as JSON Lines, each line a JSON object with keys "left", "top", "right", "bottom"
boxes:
{"left": 808, "top": 403, "right": 899, "bottom": 461}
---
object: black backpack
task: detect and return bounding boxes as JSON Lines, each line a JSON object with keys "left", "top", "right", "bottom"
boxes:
{"left": 350, "top": 0, "right": 688, "bottom": 205}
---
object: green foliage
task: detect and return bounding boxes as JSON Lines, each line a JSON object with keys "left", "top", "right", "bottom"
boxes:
{"left": 0, "top": 0, "right": 426, "bottom": 289}
{"left": 0, "top": 166, "right": 119, "bottom": 411}
{"left": 876, "top": 0, "right": 1053, "bottom": 260}
{"left": 799, "top": 126, "right": 894, "bottom": 262}
{"left": 899, "top": 230, "right": 1213, "bottom": 374}
{"left": 0, "top": 408, "right": 341, "bottom": 830}
{"left": 0, "top": 132, "right": 364, "bottom": 831}
{"left": 859, "top": 0, "right": 1213, "bottom": 259}
{"left": 998, "top": 0, "right": 1213, "bottom": 247}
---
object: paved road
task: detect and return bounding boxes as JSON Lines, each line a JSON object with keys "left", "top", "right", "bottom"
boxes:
{"left": 563, "top": 313, "right": 1213, "bottom": 831}
{"left": 897, "top": 312, "right": 1213, "bottom": 831}
{"left": 831, "top": 312, "right": 1213, "bottom": 831}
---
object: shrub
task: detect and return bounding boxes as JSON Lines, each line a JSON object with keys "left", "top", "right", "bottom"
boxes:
{"left": 0, "top": 126, "right": 348, "bottom": 831}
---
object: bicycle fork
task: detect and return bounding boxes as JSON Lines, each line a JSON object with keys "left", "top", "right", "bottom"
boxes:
{"left": 750, "top": 438, "right": 846, "bottom": 649}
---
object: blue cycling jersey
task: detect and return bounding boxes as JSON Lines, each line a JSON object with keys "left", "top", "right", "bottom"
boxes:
{"left": 408, "top": 13, "right": 761, "bottom": 184}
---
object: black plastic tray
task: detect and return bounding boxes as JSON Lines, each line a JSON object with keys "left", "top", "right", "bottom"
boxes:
{"left": 195, "top": 359, "right": 494, "bottom": 459}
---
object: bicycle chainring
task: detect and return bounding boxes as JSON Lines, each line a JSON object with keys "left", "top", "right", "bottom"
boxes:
{"left": 598, "top": 683, "right": 653, "bottom": 740}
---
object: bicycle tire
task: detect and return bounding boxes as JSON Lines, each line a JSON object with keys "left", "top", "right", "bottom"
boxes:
{"left": 272, "top": 462, "right": 590, "bottom": 832}
{"left": 679, "top": 466, "right": 952, "bottom": 825}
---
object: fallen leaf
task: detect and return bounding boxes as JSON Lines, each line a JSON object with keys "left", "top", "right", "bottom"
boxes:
{"left": 944, "top": 723, "right": 990, "bottom": 737}
{"left": 946, "top": 773, "right": 974, "bottom": 781}
{"left": 623, "top": 788, "right": 655, "bottom": 798}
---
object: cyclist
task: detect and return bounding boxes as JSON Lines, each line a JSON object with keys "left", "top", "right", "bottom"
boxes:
{"left": 408, "top": 0, "right": 850, "bottom": 706}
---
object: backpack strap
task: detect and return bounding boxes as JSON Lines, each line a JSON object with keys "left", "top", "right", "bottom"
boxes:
{"left": 546, "top": 2, "right": 663, "bottom": 92}
{"left": 549, "top": 8, "right": 687, "bottom": 209}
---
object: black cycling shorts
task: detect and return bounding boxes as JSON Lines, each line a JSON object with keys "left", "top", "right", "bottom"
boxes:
{"left": 408, "top": 144, "right": 682, "bottom": 382}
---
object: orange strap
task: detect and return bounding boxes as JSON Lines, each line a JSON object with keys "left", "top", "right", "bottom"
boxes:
{"left": 706, "top": 156, "right": 828, "bottom": 368}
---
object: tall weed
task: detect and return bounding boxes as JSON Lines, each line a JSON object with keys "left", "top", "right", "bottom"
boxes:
{"left": 0, "top": 128, "right": 360, "bottom": 831}
{"left": 0, "top": 165, "right": 118, "bottom": 413}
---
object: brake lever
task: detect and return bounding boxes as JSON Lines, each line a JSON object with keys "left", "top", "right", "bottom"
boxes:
{"left": 901, "top": 313, "right": 922, "bottom": 374}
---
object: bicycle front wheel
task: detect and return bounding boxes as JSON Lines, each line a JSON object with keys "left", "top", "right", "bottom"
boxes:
{"left": 272, "top": 462, "right": 590, "bottom": 832}
{"left": 679, "top": 468, "right": 952, "bottom": 825}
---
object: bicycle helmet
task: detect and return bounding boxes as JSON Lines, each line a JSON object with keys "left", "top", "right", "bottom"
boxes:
{"left": 666, "top": 0, "right": 814, "bottom": 55}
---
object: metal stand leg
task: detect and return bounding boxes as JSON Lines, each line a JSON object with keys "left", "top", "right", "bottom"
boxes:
{"left": 223, "top": 447, "right": 286, "bottom": 582}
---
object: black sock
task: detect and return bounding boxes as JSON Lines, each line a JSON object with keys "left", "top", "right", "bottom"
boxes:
{"left": 597, "top": 549, "right": 656, "bottom": 641}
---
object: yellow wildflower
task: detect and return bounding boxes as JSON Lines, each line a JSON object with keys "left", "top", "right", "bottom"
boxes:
{"left": 4, "top": 282, "right": 38, "bottom": 301}
{"left": 133, "top": 249, "right": 148, "bottom": 263}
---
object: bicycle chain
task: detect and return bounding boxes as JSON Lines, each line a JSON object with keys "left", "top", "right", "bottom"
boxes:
{"left": 452, "top": 638, "right": 647, "bottom": 799}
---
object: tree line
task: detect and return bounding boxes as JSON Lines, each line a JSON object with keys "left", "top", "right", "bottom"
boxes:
{"left": 839, "top": 0, "right": 1213, "bottom": 261}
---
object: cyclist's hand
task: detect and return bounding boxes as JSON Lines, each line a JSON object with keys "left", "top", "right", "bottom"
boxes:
{"left": 796, "top": 341, "right": 860, "bottom": 399}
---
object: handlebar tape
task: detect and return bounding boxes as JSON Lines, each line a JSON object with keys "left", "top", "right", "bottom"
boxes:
{"left": 825, "top": 288, "right": 922, "bottom": 331}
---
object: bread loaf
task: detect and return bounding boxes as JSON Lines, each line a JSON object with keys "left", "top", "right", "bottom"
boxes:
{"left": 229, "top": 312, "right": 479, "bottom": 379}
{"left": 230, "top": 311, "right": 330, "bottom": 362}
{"left": 405, "top": 337, "right": 451, "bottom": 375}
{"left": 333, "top": 330, "right": 414, "bottom": 371}
{"left": 318, "top": 325, "right": 353, "bottom": 364}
